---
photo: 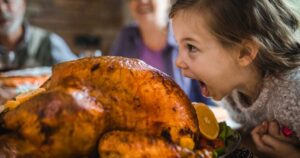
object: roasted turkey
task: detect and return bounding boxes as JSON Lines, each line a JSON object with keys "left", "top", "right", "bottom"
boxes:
{"left": 0, "top": 56, "right": 211, "bottom": 158}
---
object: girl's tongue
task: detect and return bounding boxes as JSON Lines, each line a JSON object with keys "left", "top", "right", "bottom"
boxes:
{"left": 199, "top": 81, "right": 209, "bottom": 97}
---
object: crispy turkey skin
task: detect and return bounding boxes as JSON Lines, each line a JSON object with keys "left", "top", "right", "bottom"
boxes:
{"left": 0, "top": 56, "right": 200, "bottom": 158}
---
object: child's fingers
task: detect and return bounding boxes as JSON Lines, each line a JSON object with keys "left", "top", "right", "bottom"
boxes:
{"left": 251, "top": 128, "right": 264, "bottom": 148}
{"left": 261, "top": 121, "right": 268, "bottom": 134}
{"left": 251, "top": 126, "right": 273, "bottom": 153}
{"left": 261, "top": 134, "right": 299, "bottom": 158}
{"left": 261, "top": 134, "right": 280, "bottom": 149}
{"left": 252, "top": 122, "right": 267, "bottom": 136}
{"left": 252, "top": 134, "right": 274, "bottom": 154}
{"left": 268, "top": 121, "right": 296, "bottom": 144}
{"left": 268, "top": 120, "right": 281, "bottom": 137}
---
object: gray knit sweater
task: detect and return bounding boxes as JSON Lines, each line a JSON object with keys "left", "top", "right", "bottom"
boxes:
{"left": 221, "top": 68, "right": 300, "bottom": 139}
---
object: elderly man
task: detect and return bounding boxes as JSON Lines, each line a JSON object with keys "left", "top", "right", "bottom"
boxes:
{"left": 0, "top": 0, "right": 77, "bottom": 71}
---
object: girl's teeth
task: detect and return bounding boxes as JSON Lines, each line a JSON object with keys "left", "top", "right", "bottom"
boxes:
{"left": 199, "top": 81, "right": 209, "bottom": 97}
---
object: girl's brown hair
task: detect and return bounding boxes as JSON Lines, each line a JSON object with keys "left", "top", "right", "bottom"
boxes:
{"left": 170, "top": 0, "right": 300, "bottom": 76}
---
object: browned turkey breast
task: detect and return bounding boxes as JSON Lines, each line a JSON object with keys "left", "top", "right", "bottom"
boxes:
{"left": 0, "top": 56, "right": 206, "bottom": 158}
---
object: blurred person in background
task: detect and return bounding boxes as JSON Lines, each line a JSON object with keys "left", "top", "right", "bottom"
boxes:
{"left": 110, "top": 0, "right": 212, "bottom": 104}
{"left": 0, "top": 0, "right": 77, "bottom": 71}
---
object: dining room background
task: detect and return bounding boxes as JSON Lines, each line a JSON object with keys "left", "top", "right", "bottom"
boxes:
{"left": 26, "top": 0, "right": 127, "bottom": 56}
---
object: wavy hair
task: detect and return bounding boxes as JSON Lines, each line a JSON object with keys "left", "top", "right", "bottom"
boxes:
{"left": 170, "top": 0, "right": 300, "bottom": 76}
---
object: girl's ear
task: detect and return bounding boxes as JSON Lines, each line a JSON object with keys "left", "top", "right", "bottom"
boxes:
{"left": 237, "top": 40, "right": 259, "bottom": 67}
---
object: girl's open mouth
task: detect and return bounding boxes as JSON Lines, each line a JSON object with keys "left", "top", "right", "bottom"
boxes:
{"left": 199, "top": 81, "right": 210, "bottom": 97}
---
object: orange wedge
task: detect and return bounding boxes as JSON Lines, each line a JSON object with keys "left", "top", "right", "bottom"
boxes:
{"left": 193, "top": 103, "right": 219, "bottom": 140}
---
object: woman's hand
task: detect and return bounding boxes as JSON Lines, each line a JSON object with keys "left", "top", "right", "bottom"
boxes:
{"left": 251, "top": 121, "right": 300, "bottom": 158}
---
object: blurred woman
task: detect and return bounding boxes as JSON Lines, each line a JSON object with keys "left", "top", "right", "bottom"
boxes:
{"left": 110, "top": 0, "right": 212, "bottom": 104}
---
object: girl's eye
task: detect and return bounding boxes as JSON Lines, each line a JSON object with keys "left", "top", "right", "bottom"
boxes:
{"left": 186, "top": 44, "right": 198, "bottom": 53}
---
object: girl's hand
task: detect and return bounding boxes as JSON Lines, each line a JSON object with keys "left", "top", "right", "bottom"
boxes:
{"left": 267, "top": 121, "right": 297, "bottom": 145}
{"left": 251, "top": 121, "right": 269, "bottom": 153}
{"left": 259, "top": 134, "right": 300, "bottom": 158}
{"left": 251, "top": 121, "right": 300, "bottom": 158}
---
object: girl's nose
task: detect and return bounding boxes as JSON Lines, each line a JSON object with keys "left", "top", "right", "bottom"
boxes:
{"left": 175, "top": 55, "right": 188, "bottom": 69}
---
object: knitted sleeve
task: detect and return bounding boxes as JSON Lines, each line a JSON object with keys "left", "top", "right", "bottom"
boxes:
{"left": 272, "top": 77, "right": 300, "bottom": 139}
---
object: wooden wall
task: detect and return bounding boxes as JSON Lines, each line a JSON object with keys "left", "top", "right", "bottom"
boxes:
{"left": 26, "top": 0, "right": 125, "bottom": 55}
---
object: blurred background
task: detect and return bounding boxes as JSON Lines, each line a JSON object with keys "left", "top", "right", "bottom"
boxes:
{"left": 26, "top": 0, "right": 127, "bottom": 56}
{"left": 25, "top": 0, "right": 300, "bottom": 56}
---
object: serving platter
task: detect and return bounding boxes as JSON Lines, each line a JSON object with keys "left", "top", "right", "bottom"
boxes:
{"left": 0, "top": 67, "right": 51, "bottom": 104}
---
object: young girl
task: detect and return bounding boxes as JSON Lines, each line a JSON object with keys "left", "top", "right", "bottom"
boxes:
{"left": 169, "top": 0, "right": 300, "bottom": 157}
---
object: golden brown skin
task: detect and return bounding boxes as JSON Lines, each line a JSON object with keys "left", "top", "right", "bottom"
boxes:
{"left": 0, "top": 56, "right": 199, "bottom": 157}
{"left": 99, "top": 131, "right": 197, "bottom": 158}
